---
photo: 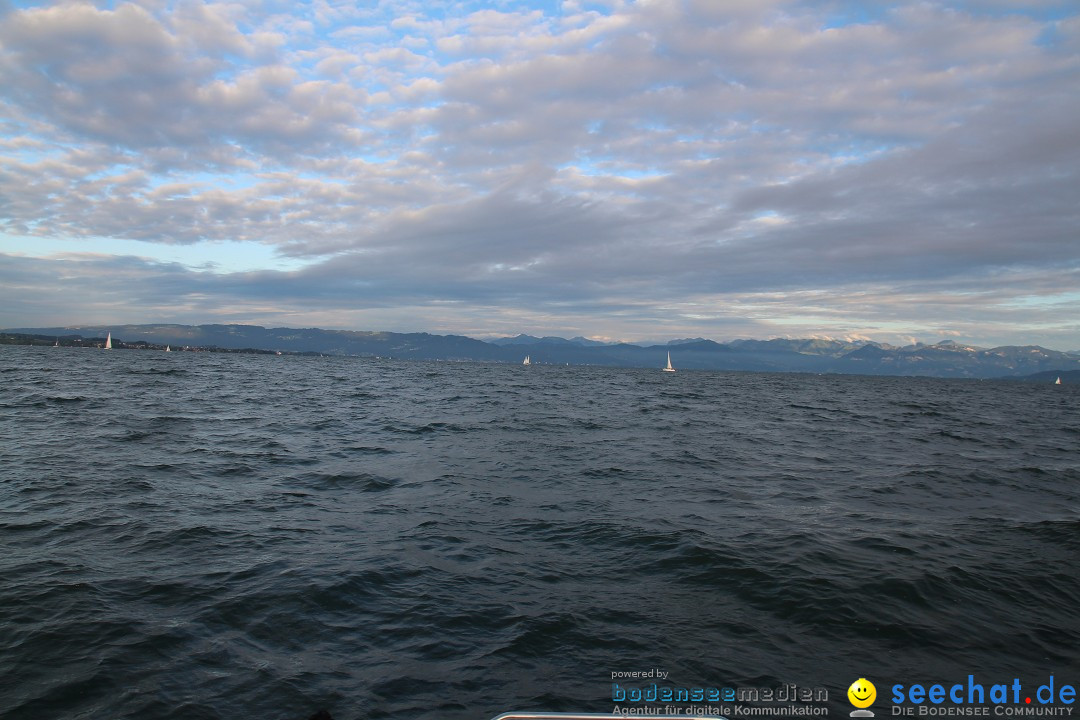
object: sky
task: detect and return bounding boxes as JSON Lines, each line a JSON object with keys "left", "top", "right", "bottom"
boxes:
{"left": 1, "top": 0, "right": 1079, "bottom": 349}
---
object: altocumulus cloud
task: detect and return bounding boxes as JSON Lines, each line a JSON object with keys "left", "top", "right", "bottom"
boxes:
{"left": 1, "top": 0, "right": 1078, "bottom": 347}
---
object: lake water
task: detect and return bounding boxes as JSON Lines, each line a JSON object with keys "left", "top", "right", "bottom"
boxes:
{"left": 1, "top": 346, "right": 1077, "bottom": 720}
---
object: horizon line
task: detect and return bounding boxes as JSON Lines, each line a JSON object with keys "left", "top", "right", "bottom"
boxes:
{"left": 3, "top": 321, "right": 1077, "bottom": 354}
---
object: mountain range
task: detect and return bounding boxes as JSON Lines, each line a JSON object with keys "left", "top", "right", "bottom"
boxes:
{"left": 5, "top": 323, "right": 1080, "bottom": 379}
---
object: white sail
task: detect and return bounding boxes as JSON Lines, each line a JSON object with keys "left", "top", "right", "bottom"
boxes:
{"left": 523, "top": 355, "right": 531, "bottom": 365}
{"left": 104, "top": 332, "right": 112, "bottom": 350}
{"left": 662, "top": 351, "right": 675, "bottom": 372}
{"left": 165, "top": 345, "right": 171, "bottom": 352}
{"left": 1055, "top": 377, "right": 1062, "bottom": 385}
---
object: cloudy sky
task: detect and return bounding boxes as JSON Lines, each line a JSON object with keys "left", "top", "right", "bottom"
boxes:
{"left": 1, "top": 0, "right": 1078, "bottom": 348}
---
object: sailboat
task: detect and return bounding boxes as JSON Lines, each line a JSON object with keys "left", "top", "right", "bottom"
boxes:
{"left": 1055, "top": 377, "right": 1062, "bottom": 385}
{"left": 104, "top": 332, "right": 112, "bottom": 350}
{"left": 662, "top": 351, "right": 675, "bottom": 372}
{"left": 523, "top": 355, "right": 531, "bottom": 366}
{"left": 53, "top": 338, "right": 59, "bottom": 347}
{"left": 165, "top": 345, "right": 171, "bottom": 352}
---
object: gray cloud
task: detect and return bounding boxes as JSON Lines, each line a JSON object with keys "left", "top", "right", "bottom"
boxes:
{"left": 0, "top": 3, "right": 359, "bottom": 158}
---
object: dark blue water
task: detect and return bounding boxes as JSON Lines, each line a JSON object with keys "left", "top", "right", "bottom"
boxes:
{"left": 1, "top": 346, "right": 1077, "bottom": 720}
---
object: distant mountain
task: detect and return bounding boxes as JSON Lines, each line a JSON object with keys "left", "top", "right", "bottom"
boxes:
{"left": 7, "top": 323, "right": 1080, "bottom": 378}
{"left": 728, "top": 338, "right": 864, "bottom": 356}
{"left": 488, "top": 334, "right": 578, "bottom": 346}
{"left": 487, "top": 334, "right": 542, "bottom": 346}
{"left": 839, "top": 342, "right": 1080, "bottom": 377}
{"left": 489, "top": 334, "right": 616, "bottom": 347}
{"left": 4, "top": 323, "right": 507, "bottom": 361}
{"left": 569, "top": 336, "right": 615, "bottom": 347}
{"left": 1008, "top": 369, "right": 1080, "bottom": 383}
{"left": 842, "top": 344, "right": 892, "bottom": 361}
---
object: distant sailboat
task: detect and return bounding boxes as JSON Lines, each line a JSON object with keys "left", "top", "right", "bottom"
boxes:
{"left": 165, "top": 345, "right": 171, "bottom": 352}
{"left": 662, "top": 351, "right": 675, "bottom": 372}
{"left": 1055, "top": 376, "right": 1062, "bottom": 385}
{"left": 104, "top": 332, "right": 112, "bottom": 350}
{"left": 523, "top": 355, "right": 531, "bottom": 365}
{"left": 54, "top": 338, "right": 59, "bottom": 347}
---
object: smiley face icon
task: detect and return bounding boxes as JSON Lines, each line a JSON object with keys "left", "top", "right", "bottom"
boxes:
{"left": 848, "top": 678, "right": 877, "bottom": 709}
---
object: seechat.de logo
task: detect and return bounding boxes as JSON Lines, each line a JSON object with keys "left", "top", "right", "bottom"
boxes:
{"left": 849, "top": 678, "right": 877, "bottom": 718}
